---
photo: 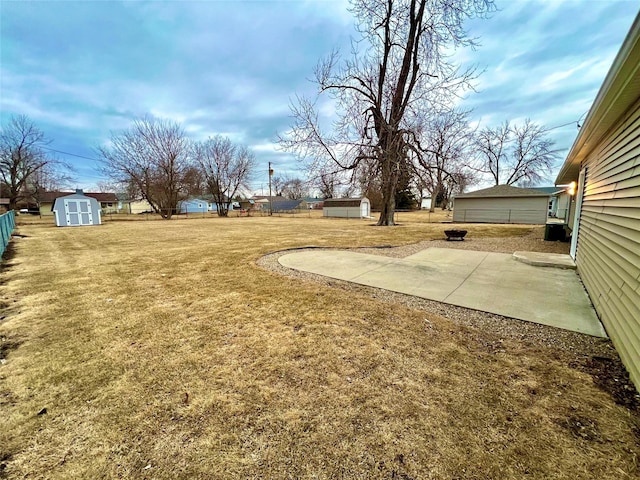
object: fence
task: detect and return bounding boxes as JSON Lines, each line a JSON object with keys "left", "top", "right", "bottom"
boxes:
{"left": 0, "top": 210, "right": 16, "bottom": 258}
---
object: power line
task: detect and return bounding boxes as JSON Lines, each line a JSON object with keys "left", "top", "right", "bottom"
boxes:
{"left": 41, "top": 146, "right": 100, "bottom": 162}
{"left": 542, "top": 120, "right": 580, "bottom": 132}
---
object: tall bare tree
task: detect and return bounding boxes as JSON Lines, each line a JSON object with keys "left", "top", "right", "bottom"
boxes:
{"left": 507, "top": 119, "right": 559, "bottom": 186}
{"left": 472, "top": 121, "right": 511, "bottom": 186}
{"left": 280, "top": 0, "right": 494, "bottom": 225}
{"left": 98, "top": 116, "right": 192, "bottom": 219}
{"left": 314, "top": 170, "right": 342, "bottom": 199}
{"left": 192, "top": 135, "right": 255, "bottom": 217}
{"left": 279, "top": 176, "right": 309, "bottom": 200}
{"left": 473, "top": 119, "right": 559, "bottom": 186}
{"left": 413, "top": 109, "right": 476, "bottom": 211}
{"left": 0, "top": 115, "right": 54, "bottom": 210}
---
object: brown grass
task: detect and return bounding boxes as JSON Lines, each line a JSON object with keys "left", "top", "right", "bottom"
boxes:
{"left": 1, "top": 213, "right": 638, "bottom": 479}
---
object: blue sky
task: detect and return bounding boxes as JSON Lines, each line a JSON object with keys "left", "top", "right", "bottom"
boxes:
{"left": 1, "top": 0, "right": 638, "bottom": 193}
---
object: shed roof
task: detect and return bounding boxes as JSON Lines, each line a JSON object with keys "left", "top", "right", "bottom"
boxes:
{"left": 455, "top": 185, "right": 551, "bottom": 199}
{"left": 323, "top": 198, "right": 366, "bottom": 207}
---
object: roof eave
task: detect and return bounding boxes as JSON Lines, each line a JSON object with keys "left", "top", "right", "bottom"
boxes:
{"left": 556, "top": 12, "right": 640, "bottom": 185}
{"left": 456, "top": 194, "right": 550, "bottom": 199}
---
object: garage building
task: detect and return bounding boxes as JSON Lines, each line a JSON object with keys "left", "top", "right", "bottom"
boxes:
{"left": 323, "top": 198, "right": 371, "bottom": 219}
{"left": 453, "top": 185, "right": 550, "bottom": 224}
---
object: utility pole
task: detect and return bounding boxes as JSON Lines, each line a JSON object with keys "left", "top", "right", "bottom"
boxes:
{"left": 268, "top": 162, "right": 273, "bottom": 216}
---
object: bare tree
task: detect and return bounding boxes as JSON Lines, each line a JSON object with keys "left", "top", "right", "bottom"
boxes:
{"left": 28, "top": 162, "right": 74, "bottom": 216}
{"left": 0, "top": 115, "right": 54, "bottom": 210}
{"left": 192, "top": 135, "right": 255, "bottom": 217}
{"left": 270, "top": 175, "right": 287, "bottom": 197}
{"left": 279, "top": 177, "right": 309, "bottom": 200}
{"left": 314, "top": 170, "right": 342, "bottom": 199}
{"left": 98, "top": 116, "right": 192, "bottom": 219}
{"left": 472, "top": 121, "right": 511, "bottom": 186}
{"left": 473, "top": 119, "right": 559, "bottom": 186}
{"left": 507, "top": 120, "right": 559, "bottom": 186}
{"left": 412, "top": 109, "right": 476, "bottom": 211}
{"left": 280, "top": 0, "right": 494, "bottom": 225}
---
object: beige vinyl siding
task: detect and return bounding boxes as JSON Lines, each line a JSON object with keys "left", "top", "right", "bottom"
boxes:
{"left": 452, "top": 196, "right": 548, "bottom": 224}
{"left": 574, "top": 100, "right": 640, "bottom": 387}
{"left": 323, "top": 207, "right": 361, "bottom": 218}
{"left": 39, "top": 203, "right": 54, "bottom": 216}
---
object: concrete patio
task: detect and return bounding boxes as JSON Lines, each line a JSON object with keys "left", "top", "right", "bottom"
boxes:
{"left": 279, "top": 247, "right": 606, "bottom": 337}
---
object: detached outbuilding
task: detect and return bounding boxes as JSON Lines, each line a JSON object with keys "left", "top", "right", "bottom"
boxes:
{"left": 52, "top": 190, "right": 101, "bottom": 227}
{"left": 323, "top": 198, "right": 371, "bottom": 219}
{"left": 452, "top": 185, "right": 550, "bottom": 224}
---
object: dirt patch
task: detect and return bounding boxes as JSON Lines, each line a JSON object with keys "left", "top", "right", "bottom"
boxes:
{"left": 0, "top": 335, "right": 21, "bottom": 362}
{"left": 0, "top": 453, "right": 12, "bottom": 479}
{"left": 557, "top": 414, "right": 602, "bottom": 442}
{"left": 0, "top": 240, "right": 18, "bottom": 272}
{"left": 571, "top": 356, "right": 640, "bottom": 411}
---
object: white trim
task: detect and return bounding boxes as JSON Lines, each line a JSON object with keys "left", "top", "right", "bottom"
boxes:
{"left": 570, "top": 168, "right": 586, "bottom": 259}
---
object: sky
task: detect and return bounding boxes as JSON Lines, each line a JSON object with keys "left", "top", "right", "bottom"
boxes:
{"left": 1, "top": 0, "right": 638, "bottom": 194}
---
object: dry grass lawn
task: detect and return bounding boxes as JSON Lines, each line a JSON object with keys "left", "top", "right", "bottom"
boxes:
{"left": 1, "top": 212, "right": 639, "bottom": 479}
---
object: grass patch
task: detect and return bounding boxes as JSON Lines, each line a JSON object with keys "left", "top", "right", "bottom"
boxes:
{"left": 0, "top": 213, "right": 638, "bottom": 479}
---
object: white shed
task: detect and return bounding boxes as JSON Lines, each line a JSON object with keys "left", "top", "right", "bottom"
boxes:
{"left": 323, "top": 197, "right": 371, "bottom": 219}
{"left": 52, "top": 190, "right": 102, "bottom": 227}
{"left": 452, "top": 185, "right": 550, "bottom": 224}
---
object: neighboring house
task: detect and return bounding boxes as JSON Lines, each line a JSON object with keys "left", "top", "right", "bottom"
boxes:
{"left": 323, "top": 198, "right": 371, "bottom": 218}
{"left": 0, "top": 198, "right": 9, "bottom": 214}
{"left": 179, "top": 198, "right": 210, "bottom": 214}
{"left": 555, "top": 14, "right": 640, "bottom": 388}
{"left": 271, "top": 199, "right": 303, "bottom": 212}
{"left": 52, "top": 190, "right": 101, "bottom": 227}
{"left": 452, "top": 185, "right": 550, "bottom": 224}
{"left": 87, "top": 192, "right": 118, "bottom": 214}
{"left": 126, "top": 199, "right": 154, "bottom": 214}
{"left": 39, "top": 191, "right": 119, "bottom": 215}
{"left": 239, "top": 199, "right": 259, "bottom": 212}
{"left": 304, "top": 197, "right": 324, "bottom": 209}
{"left": 251, "top": 195, "right": 285, "bottom": 209}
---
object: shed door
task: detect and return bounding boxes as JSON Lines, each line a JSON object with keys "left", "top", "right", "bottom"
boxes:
{"left": 65, "top": 199, "right": 93, "bottom": 226}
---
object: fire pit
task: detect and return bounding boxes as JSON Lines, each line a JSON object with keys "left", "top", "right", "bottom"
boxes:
{"left": 444, "top": 229, "right": 467, "bottom": 241}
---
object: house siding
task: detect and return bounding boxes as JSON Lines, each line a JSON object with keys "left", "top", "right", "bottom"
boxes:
{"left": 452, "top": 196, "right": 548, "bottom": 224}
{"left": 574, "top": 99, "right": 640, "bottom": 387}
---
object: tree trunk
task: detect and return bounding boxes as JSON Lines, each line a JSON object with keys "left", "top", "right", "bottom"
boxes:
{"left": 216, "top": 202, "right": 228, "bottom": 217}
{"left": 377, "top": 193, "right": 396, "bottom": 225}
{"left": 377, "top": 160, "right": 397, "bottom": 226}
